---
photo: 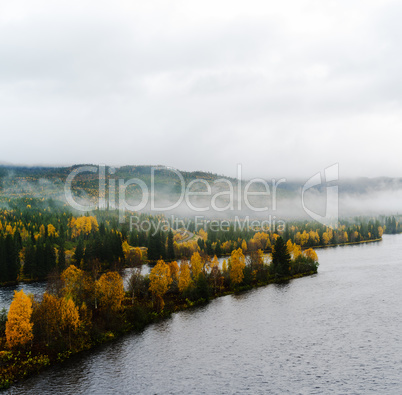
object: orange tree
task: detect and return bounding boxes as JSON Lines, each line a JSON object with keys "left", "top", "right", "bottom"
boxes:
{"left": 5, "top": 290, "right": 33, "bottom": 349}
{"left": 303, "top": 248, "right": 318, "bottom": 262}
{"left": 96, "top": 272, "right": 125, "bottom": 313}
{"left": 229, "top": 248, "right": 246, "bottom": 287}
{"left": 178, "top": 260, "right": 192, "bottom": 294}
{"left": 149, "top": 260, "right": 172, "bottom": 310}
{"left": 61, "top": 265, "right": 94, "bottom": 308}
{"left": 32, "top": 293, "right": 80, "bottom": 349}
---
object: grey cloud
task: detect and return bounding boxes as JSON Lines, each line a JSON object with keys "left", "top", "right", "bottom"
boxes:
{"left": 1, "top": 0, "right": 402, "bottom": 179}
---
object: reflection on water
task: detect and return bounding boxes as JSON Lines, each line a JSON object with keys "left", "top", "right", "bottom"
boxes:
{"left": 0, "top": 282, "right": 47, "bottom": 311}
{"left": 4, "top": 235, "right": 402, "bottom": 394}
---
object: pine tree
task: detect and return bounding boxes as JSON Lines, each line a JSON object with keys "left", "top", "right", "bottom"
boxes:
{"left": 129, "top": 230, "right": 138, "bottom": 247}
{"left": 167, "top": 229, "right": 175, "bottom": 261}
{"left": 44, "top": 242, "right": 56, "bottom": 275}
{"left": 157, "top": 231, "right": 166, "bottom": 260}
{"left": 0, "top": 237, "right": 7, "bottom": 283}
{"left": 147, "top": 227, "right": 161, "bottom": 261}
{"left": 197, "top": 238, "right": 205, "bottom": 251}
{"left": 272, "top": 236, "right": 291, "bottom": 277}
{"left": 73, "top": 238, "right": 84, "bottom": 267}
{"left": 58, "top": 243, "right": 66, "bottom": 271}
{"left": 5, "top": 234, "right": 19, "bottom": 282}
{"left": 24, "top": 243, "right": 35, "bottom": 279}
{"left": 215, "top": 241, "right": 222, "bottom": 257}
{"left": 206, "top": 240, "right": 213, "bottom": 256}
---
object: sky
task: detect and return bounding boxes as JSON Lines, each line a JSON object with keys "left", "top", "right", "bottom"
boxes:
{"left": 1, "top": 0, "right": 402, "bottom": 180}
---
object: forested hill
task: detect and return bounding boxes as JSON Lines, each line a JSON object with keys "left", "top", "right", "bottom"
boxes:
{"left": 0, "top": 165, "right": 236, "bottom": 202}
{"left": 0, "top": 164, "right": 235, "bottom": 188}
{"left": 2, "top": 164, "right": 402, "bottom": 193}
{"left": 1, "top": 164, "right": 402, "bottom": 217}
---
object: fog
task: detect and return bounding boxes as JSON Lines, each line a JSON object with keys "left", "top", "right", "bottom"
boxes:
{"left": 1, "top": 166, "right": 402, "bottom": 223}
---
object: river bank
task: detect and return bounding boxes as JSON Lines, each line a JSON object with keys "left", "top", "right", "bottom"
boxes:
{"left": 0, "top": 237, "right": 383, "bottom": 389}
{"left": 4, "top": 235, "right": 402, "bottom": 394}
{"left": 312, "top": 237, "right": 382, "bottom": 249}
{"left": 0, "top": 263, "right": 317, "bottom": 390}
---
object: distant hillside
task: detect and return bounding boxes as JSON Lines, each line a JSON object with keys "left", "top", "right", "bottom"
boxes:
{"left": 1, "top": 164, "right": 402, "bottom": 217}
{"left": 0, "top": 164, "right": 236, "bottom": 185}
{"left": 0, "top": 164, "right": 240, "bottom": 204}
{"left": 2, "top": 164, "right": 402, "bottom": 193}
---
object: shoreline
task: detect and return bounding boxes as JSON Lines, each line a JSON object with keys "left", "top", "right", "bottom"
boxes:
{"left": 0, "top": 267, "right": 317, "bottom": 389}
{"left": 0, "top": 237, "right": 382, "bottom": 288}
{"left": 0, "top": 238, "right": 385, "bottom": 388}
{"left": 312, "top": 237, "right": 382, "bottom": 250}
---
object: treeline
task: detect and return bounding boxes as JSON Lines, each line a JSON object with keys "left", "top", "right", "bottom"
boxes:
{"left": 0, "top": 198, "right": 386, "bottom": 285}
{"left": 0, "top": 234, "right": 20, "bottom": 283}
{"left": 382, "top": 216, "right": 402, "bottom": 234}
{"left": 168, "top": 218, "right": 384, "bottom": 260}
{"left": 143, "top": 237, "right": 319, "bottom": 310}
{"left": 128, "top": 217, "right": 385, "bottom": 261}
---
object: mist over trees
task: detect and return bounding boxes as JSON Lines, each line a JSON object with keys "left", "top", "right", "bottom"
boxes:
{"left": 0, "top": 194, "right": 390, "bottom": 286}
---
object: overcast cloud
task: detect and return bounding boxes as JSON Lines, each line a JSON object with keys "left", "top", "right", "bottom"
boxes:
{"left": 1, "top": 0, "right": 402, "bottom": 179}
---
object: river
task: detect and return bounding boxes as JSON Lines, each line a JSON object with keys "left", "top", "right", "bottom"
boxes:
{"left": 4, "top": 235, "right": 402, "bottom": 394}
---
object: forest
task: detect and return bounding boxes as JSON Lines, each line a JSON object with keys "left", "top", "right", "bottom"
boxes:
{"left": 0, "top": 197, "right": 388, "bottom": 284}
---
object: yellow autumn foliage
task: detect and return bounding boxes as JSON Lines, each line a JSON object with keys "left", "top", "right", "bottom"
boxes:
{"left": 178, "top": 260, "right": 192, "bottom": 293}
{"left": 33, "top": 293, "right": 80, "bottom": 345}
{"left": 61, "top": 265, "right": 93, "bottom": 307}
{"left": 229, "top": 248, "right": 246, "bottom": 286}
{"left": 209, "top": 255, "right": 219, "bottom": 269}
{"left": 303, "top": 248, "right": 318, "bottom": 262}
{"left": 190, "top": 251, "right": 203, "bottom": 280}
{"left": 68, "top": 216, "right": 99, "bottom": 238}
{"left": 96, "top": 272, "right": 125, "bottom": 312}
{"left": 6, "top": 290, "right": 34, "bottom": 349}
{"left": 149, "top": 260, "right": 172, "bottom": 310}
{"left": 168, "top": 261, "right": 179, "bottom": 282}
